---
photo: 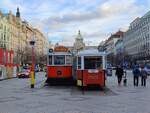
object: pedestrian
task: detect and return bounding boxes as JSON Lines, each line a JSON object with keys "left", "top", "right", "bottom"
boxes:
{"left": 123, "top": 70, "right": 127, "bottom": 86}
{"left": 140, "top": 66, "right": 148, "bottom": 87}
{"left": 116, "top": 65, "right": 124, "bottom": 85}
{"left": 132, "top": 65, "right": 140, "bottom": 86}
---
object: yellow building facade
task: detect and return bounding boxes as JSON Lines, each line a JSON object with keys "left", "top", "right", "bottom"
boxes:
{"left": 0, "top": 8, "right": 48, "bottom": 64}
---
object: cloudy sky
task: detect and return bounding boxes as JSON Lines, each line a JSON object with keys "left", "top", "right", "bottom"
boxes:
{"left": 0, "top": 0, "right": 150, "bottom": 46}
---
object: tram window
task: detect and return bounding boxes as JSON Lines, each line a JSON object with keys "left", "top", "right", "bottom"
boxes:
{"left": 66, "top": 55, "right": 72, "bottom": 65}
{"left": 84, "top": 56, "right": 102, "bottom": 69}
{"left": 54, "top": 55, "right": 65, "bottom": 65}
{"left": 78, "top": 57, "right": 81, "bottom": 69}
{"left": 49, "top": 56, "right": 52, "bottom": 65}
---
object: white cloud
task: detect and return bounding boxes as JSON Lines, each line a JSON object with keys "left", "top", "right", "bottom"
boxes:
{"left": 0, "top": 0, "right": 149, "bottom": 46}
{"left": 47, "top": 0, "right": 148, "bottom": 45}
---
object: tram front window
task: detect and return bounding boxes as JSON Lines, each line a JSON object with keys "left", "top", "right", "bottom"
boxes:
{"left": 84, "top": 56, "right": 102, "bottom": 69}
{"left": 54, "top": 55, "right": 65, "bottom": 65}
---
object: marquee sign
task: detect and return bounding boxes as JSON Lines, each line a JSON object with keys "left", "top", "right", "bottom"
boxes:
{"left": 54, "top": 46, "right": 68, "bottom": 52}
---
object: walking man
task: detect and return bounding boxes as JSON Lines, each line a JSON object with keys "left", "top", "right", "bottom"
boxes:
{"left": 132, "top": 65, "right": 140, "bottom": 86}
{"left": 116, "top": 66, "right": 124, "bottom": 85}
{"left": 140, "top": 66, "right": 147, "bottom": 87}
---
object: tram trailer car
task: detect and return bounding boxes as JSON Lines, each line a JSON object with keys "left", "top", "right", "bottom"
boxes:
{"left": 76, "top": 49, "right": 106, "bottom": 87}
{"left": 46, "top": 46, "right": 74, "bottom": 85}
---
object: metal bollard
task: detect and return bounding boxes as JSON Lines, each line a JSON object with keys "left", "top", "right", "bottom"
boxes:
{"left": 30, "top": 69, "right": 35, "bottom": 88}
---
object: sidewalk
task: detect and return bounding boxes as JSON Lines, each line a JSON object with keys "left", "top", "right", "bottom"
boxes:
{"left": 0, "top": 76, "right": 17, "bottom": 81}
{"left": 103, "top": 70, "right": 150, "bottom": 113}
{"left": 106, "top": 70, "right": 150, "bottom": 94}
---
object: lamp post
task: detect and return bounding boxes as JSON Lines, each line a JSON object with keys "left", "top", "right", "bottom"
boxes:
{"left": 29, "top": 37, "right": 35, "bottom": 88}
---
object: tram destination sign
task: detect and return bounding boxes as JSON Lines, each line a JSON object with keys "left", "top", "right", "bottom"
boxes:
{"left": 54, "top": 46, "right": 69, "bottom": 52}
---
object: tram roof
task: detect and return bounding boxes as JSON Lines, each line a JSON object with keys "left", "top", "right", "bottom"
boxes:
{"left": 77, "top": 49, "right": 106, "bottom": 56}
{"left": 48, "top": 52, "right": 72, "bottom": 56}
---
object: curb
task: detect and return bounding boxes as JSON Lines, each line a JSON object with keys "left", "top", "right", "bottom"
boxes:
{"left": 0, "top": 77, "right": 17, "bottom": 81}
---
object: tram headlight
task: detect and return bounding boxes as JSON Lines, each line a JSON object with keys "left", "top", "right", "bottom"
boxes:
{"left": 49, "top": 49, "right": 53, "bottom": 53}
{"left": 57, "top": 71, "right": 62, "bottom": 75}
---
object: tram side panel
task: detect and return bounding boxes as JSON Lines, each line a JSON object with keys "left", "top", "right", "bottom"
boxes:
{"left": 47, "top": 66, "right": 72, "bottom": 78}
{"left": 77, "top": 70, "right": 105, "bottom": 87}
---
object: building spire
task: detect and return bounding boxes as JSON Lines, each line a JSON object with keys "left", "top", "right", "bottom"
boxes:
{"left": 76, "top": 30, "right": 83, "bottom": 39}
{"left": 16, "top": 7, "right": 20, "bottom": 18}
{"left": 78, "top": 30, "right": 80, "bottom": 35}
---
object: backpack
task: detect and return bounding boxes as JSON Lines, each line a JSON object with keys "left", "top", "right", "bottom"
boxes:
{"left": 141, "top": 69, "right": 147, "bottom": 77}
{"left": 133, "top": 68, "right": 139, "bottom": 75}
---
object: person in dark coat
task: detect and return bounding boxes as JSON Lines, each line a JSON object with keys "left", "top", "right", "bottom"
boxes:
{"left": 116, "top": 66, "right": 124, "bottom": 85}
{"left": 132, "top": 65, "right": 140, "bottom": 86}
{"left": 140, "top": 66, "right": 148, "bottom": 87}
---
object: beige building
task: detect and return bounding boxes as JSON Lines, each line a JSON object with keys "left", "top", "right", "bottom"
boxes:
{"left": 73, "top": 30, "right": 85, "bottom": 52}
{"left": 34, "top": 28, "right": 48, "bottom": 56}
{"left": 0, "top": 11, "right": 11, "bottom": 50}
{"left": 104, "top": 30, "right": 124, "bottom": 65}
{"left": 0, "top": 8, "right": 48, "bottom": 64}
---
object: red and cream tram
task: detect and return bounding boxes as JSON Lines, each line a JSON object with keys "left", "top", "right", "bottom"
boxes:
{"left": 46, "top": 46, "right": 73, "bottom": 84}
{"left": 76, "top": 49, "right": 106, "bottom": 87}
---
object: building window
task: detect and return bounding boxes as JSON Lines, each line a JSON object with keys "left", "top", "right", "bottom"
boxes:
{"left": 4, "top": 34, "right": 6, "bottom": 40}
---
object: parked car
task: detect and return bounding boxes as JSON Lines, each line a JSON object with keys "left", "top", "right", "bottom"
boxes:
{"left": 17, "top": 69, "right": 30, "bottom": 78}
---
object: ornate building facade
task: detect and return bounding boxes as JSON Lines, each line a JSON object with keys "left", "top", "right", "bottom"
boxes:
{"left": 123, "top": 11, "right": 150, "bottom": 64}
{"left": 0, "top": 11, "right": 11, "bottom": 50}
{"left": 73, "top": 30, "right": 85, "bottom": 52}
{"left": 104, "top": 30, "right": 124, "bottom": 65}
{"left": 0, "top": 8, "right": 48, "bottom": 64}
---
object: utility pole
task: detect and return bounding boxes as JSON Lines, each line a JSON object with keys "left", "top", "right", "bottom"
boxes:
{"left": 29, "top": 34, "right": 36, "bottom": 88}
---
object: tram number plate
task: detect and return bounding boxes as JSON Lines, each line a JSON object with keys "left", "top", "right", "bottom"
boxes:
{"left": 57, "top": 71, "right": 62, "bottom": 75}
{"left": 88, "top": 69, "right": 99, "bottom": 73}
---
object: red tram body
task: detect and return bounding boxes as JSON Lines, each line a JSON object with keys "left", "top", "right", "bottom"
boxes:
{"left": 46, "top": 46, "right": 106, "bottom": 87}
{"left": 76, "top": 49, "right": 106, "bottom": 87}
{"left": 46, "top": 46, "right": 73, "bottom": 84}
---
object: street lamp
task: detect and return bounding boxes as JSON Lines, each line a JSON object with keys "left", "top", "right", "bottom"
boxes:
{"left": 29, "top": 36, "right": 35, "bottom": 88}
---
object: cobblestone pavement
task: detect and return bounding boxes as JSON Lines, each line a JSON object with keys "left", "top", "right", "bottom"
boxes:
{"left": 0, "top": 71, "right": 150, "bottom": 113}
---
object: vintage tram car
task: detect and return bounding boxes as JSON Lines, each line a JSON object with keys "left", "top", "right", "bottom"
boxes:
{"left": 46, "top": 46, "right": 73, "bottom": 84}
{"left": 76, "top": 49, "right": 106, "bottom": 87}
